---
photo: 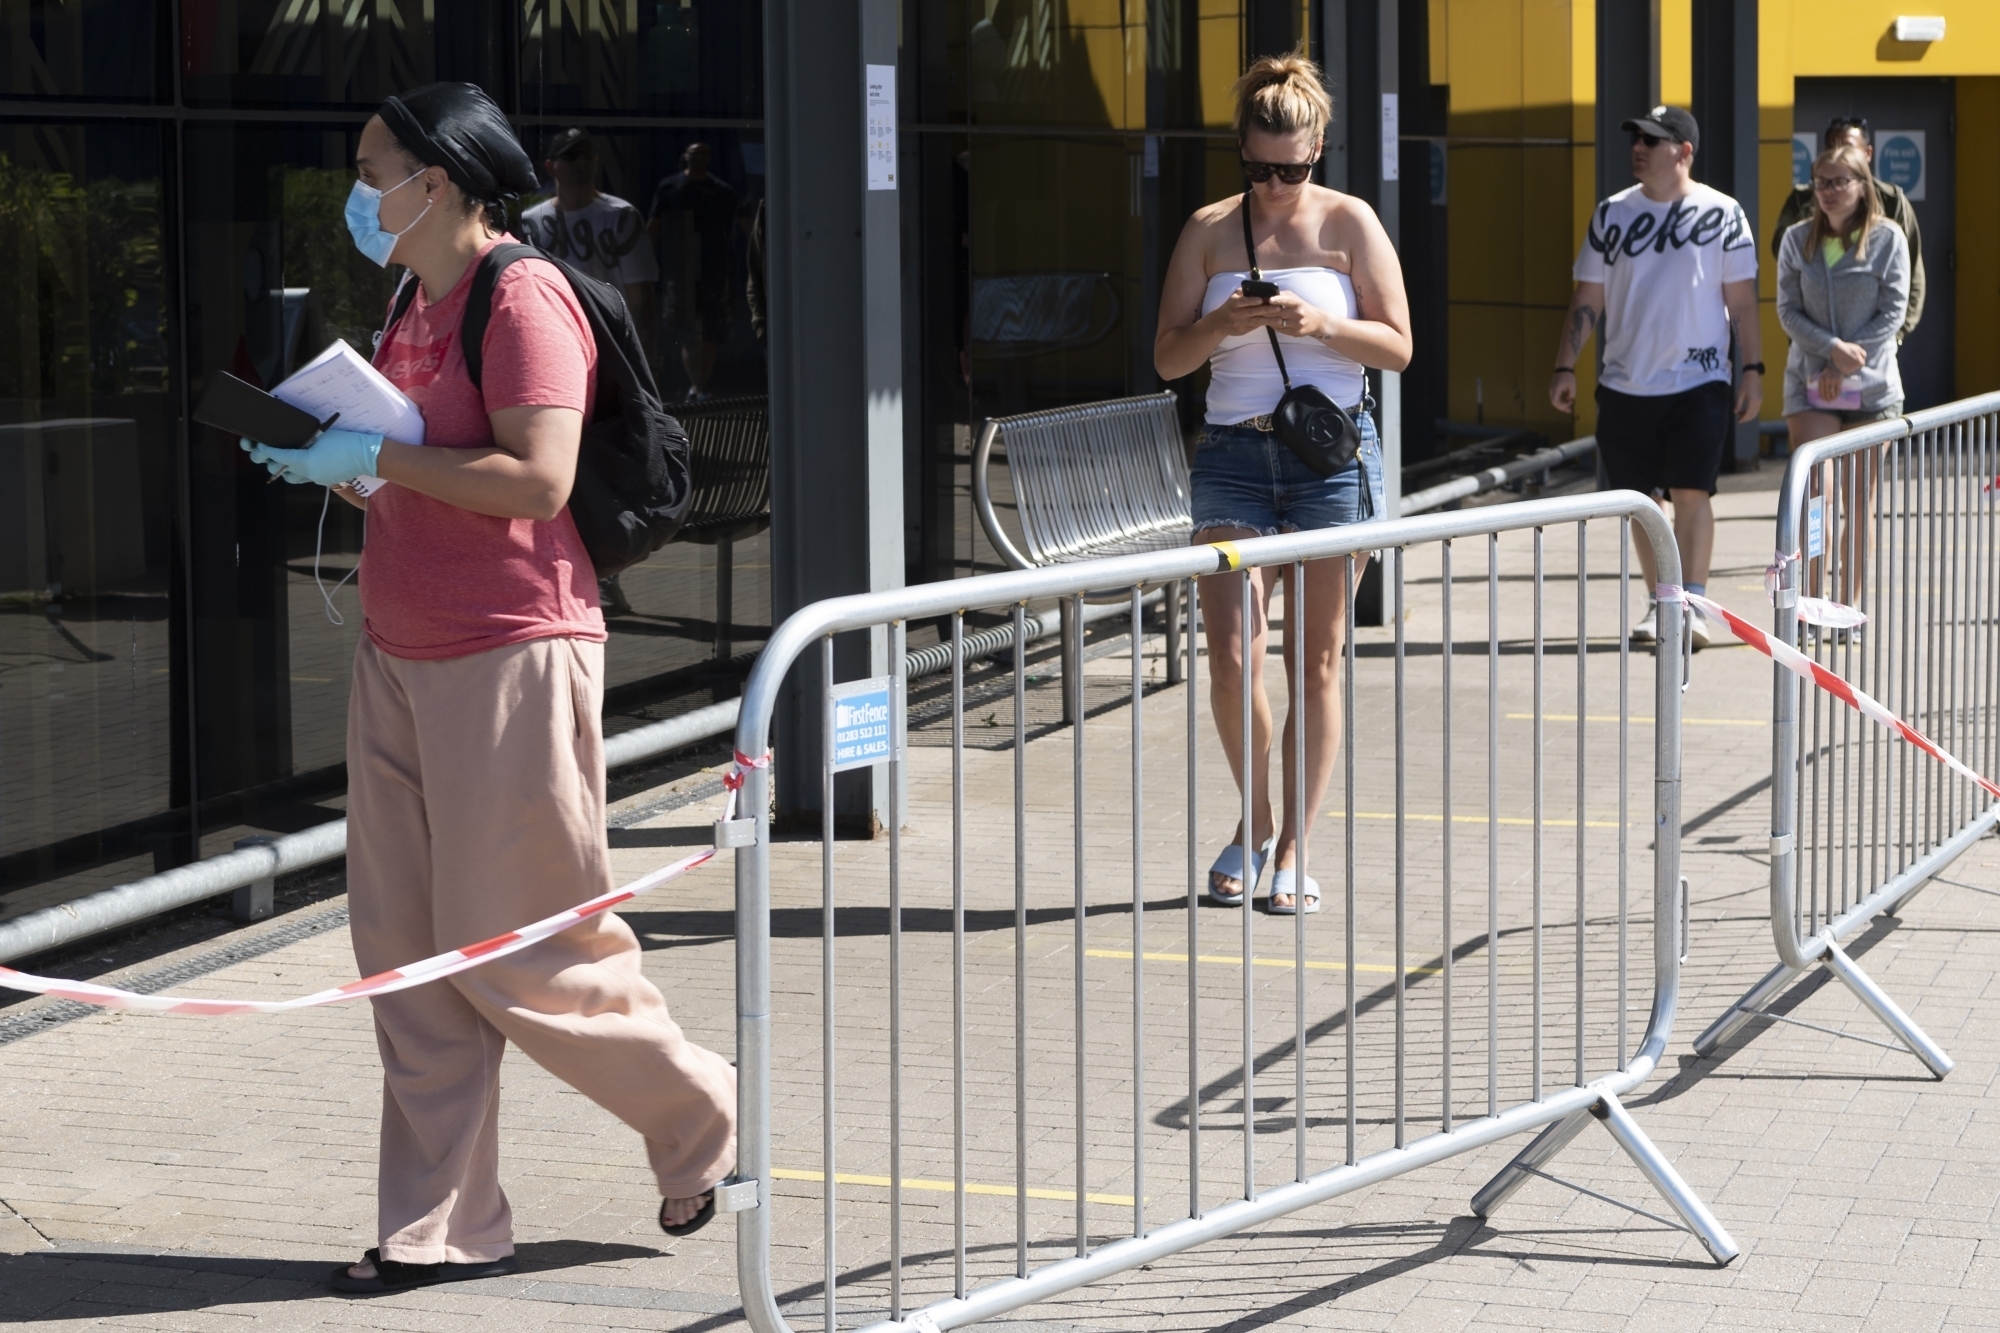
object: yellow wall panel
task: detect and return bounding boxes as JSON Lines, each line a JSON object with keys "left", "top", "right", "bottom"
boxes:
{"left": 1200, "top": 1, "right": 1243, "bottom": 128}
{"left": 1758, "top": 0, "right": 1796, "bottom": 141}
{"left": 1442, "top": 0, "right": 1593, "bottom": 434}
{"left": 1789, "top": 2, "right": 2000, "bottom": 77}
{"left": 1958, "top": 79, "right": 2000, "bottom": 396}
{"left": 1445, "top": 147, "right": 1526, "bottom": 306}
{"left": 1517, "top": 0, "right": 1579, "bottom": 140}
{"left": 1660, "top": 0, "right": 1691, "bottom": 106}
{"left": 1444, "top": 0, "right": 1524, "bottom": 125}
{"left": 1430, "top": 0, "right": 1449, "bottom": 84}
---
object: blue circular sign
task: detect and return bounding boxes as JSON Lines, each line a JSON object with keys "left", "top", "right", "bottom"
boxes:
{"left": 1791, "top": 136, "right": 1813, "bottom": 188}
{"left": 1878, "top": 135, "right": 1922, "bottom": 192}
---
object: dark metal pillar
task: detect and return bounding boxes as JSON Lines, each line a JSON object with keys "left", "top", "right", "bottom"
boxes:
{"left": 1343, "top": 0, "right": 1398, "bottom": 624}
{"left": 1596, "top": 1, "right": 1661, "bottom": 206}
{"left": 1693, "top": 0, "right": 1761, "bottom": 469}
{"left": 765, "top": 0, "right": 906, "bottom": 827}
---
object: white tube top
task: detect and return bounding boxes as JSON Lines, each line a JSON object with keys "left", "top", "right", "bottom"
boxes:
{"left": 1200, "top": 268, "right": 1365, "bottom": 424}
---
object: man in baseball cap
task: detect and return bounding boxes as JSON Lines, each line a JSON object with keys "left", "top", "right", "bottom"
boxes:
{"left": 1551, "top": 104, "right": 1762, "bottom": 651}
{"left": 1619, "top": 105, "right": 1699, "bottom": 151}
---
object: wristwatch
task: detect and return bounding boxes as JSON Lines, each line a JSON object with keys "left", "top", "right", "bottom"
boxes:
{"left": 1552, "top": 366, "right": 1576, "bottom": 376}
{"left": 1741, "top": 362, "right": 1765, "bottom": 374}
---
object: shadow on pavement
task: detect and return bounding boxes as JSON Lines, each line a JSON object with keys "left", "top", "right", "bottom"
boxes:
{"left": 0, "top": 1238, "right": 663, "bottom": 1322}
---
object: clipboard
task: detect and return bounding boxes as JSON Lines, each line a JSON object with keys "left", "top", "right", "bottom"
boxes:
{"left": 194, "top": 372, "right": 340, "bottom": 448}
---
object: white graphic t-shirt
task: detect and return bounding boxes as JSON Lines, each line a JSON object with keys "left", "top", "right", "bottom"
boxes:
{"left": 1573, "top": 182, "right": 1757, "bottom": 397}
{"left": 519, "top": 193, "right": 660, "bottom": 289}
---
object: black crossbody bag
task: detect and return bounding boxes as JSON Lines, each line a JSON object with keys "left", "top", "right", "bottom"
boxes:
{"left": 1240, "top": 189, "right": 1362, "bottom": 478}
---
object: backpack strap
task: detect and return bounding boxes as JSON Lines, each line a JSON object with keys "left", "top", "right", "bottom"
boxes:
{"left": 460, "top": 242, "right": 541, "bottom": 391}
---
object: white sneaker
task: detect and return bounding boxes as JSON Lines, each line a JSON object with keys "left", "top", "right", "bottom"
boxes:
{"left": 1687, "top": 603, "right": 1712, "bottom": 651}
{"left": 1629, "top": 603, "right": 1658, "bottom": 645}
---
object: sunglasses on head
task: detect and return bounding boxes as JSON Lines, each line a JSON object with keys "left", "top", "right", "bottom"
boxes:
{"left": 1241, "top": 158, "right": 1315, "bottom": 185}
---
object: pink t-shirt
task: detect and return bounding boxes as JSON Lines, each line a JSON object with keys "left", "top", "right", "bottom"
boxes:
{"left": 361, "top": 236, "right": 606, "bottom": 661}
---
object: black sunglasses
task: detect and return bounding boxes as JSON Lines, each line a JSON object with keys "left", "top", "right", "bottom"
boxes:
{"left": 1241, "top": 157, "right": 1315, "bottom": 185}
{"left": 1630, "top": 131, "right": 1669, "bottom": 149}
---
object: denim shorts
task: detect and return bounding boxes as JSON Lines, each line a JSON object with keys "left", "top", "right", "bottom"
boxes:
{"left": 1189, "top": 411, "right": 1385, "bottom": 537}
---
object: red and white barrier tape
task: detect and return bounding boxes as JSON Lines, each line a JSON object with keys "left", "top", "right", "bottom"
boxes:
{"left": 0, "top": 750, "right": 772, "bottom": 1017}
{"left": 1683, "top": 589, "right": 2000, "bottom": 802}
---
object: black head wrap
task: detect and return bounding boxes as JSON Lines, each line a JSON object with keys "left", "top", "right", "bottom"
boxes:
{"left": 377, "top": 83, "right": 538, "bottom": 203}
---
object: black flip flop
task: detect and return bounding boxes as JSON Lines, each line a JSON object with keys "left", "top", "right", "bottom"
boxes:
{"left": 659, "top": 1190, "right": 716, "bottom": 1237}
{"left": 329, "top": 1246, "right": 517, "bottom": 1295}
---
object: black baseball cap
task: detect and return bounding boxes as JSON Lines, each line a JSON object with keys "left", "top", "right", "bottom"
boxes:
{"left": 546, "top": 127, "right": 596, "bottom": 161}
{"left": 1621, "top": 105, "right": 1699, "bottom": 151}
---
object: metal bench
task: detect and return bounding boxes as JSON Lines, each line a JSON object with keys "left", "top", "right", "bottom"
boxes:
{"left": 970, "top": 391, "right": 1191, "bottom": 703}
{"left": 673, "top": 394, "right": 771, "bottom": 660}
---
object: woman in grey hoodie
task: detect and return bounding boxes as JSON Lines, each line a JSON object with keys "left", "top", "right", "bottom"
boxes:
{"left": 1778, "top": 143, "right": 1910, "bottom": 446}
{"left": 1777, "top": 142, "right": 1910, "bottom": 615}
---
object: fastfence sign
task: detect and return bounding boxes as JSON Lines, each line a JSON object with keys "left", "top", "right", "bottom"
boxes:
{"left": 829, "top": 675, "right": 897, "bottom": 772}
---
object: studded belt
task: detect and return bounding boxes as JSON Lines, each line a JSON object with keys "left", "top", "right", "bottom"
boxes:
{"left": 1244, "top": 404, "right": 1367, "bottom": 433}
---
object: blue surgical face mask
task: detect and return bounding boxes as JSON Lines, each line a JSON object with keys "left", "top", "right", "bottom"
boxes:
{"left": 344, "top": 168, "right": 431, "bottom": 267}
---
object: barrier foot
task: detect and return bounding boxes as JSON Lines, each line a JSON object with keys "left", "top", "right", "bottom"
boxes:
{"left": 1691, "top": 960, "right": 1806, "bottom": 1057}
{"left": 1469, "top": 1109, "right": 1593, "bottom": 1217}
{"left": 1470, "top": 1095, "right": 1739, "bottom": 1266}
{"left": 1821, "top": 940, "right": 1954, "bottom": 1079}
{"left": 1592, "top": 1092, "right": 1739, "bottom": 1264}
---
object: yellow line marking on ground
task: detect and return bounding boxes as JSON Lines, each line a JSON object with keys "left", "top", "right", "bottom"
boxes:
{"left": 1343, "top": 810, "right": 1629, "bottom": 829}
{"left": 770, "top": 1168, "right": 1135, "bottom": 1207}
{"left": 1086, "top": 947, "right": 1441, "bottom": 977}
{"left": 1506, "top": 712, "right": 1765, "bottom": 727}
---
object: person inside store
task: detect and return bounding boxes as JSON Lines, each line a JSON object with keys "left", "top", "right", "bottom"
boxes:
{"left": 237, "top": 81, "right": 736, "bottom": 1295}
{"left": 650, "top": 141, "right": 741, "bottom": 401}
{"left": 521, "top": 127, "right": 662, "bottom": 617}
{"left": 522, "top": 128, "right": 659, "bottom": 362}
{"left": 1551, "top": 105, "right": 1762, "bottom": 653}
{"left": 1154, "top": 51, "right": 1410, "bottom": 916}
{"left": 1776, "top": 143, "right": 1910, "bottom": 612}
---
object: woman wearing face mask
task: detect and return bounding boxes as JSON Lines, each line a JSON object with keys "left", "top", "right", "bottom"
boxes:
{"left": 1154, "top": 52, "right": 1411, "bottom": 915}
{"left": 1776, "top": 143, "right": 1910, "bottom": 613}
{"left": 239, "top": 82, "right": 735, "bottom": 1295}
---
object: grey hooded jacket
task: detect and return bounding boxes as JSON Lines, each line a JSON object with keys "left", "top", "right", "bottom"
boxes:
{"left": 1776, "top": 218, "right": 1910, "bottom": 413}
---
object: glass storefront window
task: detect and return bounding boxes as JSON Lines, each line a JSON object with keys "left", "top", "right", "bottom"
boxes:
{"left": 180, "top": 0, "right": 438, "bottom": 108}
{"left": 181, "top": 124, "right": 393, "bottom": 846}
{"left": 520, "top": 0, "right": 762, "bottom": 118}
{"left": 506, "top": 123, "right": 770, "bottom": 701}
{"left": 0, "top": 121, "right": 180, "bottom": 918}
{"left": 0, "top": 0, "right": 165, "bottom": 102}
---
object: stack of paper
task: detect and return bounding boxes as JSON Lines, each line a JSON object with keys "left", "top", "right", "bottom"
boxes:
{"left": 272, "top": 340, "right": 426, "bottom": 496}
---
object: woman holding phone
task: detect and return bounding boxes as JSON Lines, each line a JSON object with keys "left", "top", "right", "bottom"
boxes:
{"left": 1154, "top": 52, "right": 1411, "bottom": 914}
{"left": 1777, "top": 142, "right": 1909, "bottom": 446}
{"left": 1776, "top": 142, "right": 1910, "bottom": 613}
{"left": 239, "top": 82, "right": 735, "bottom": 1293}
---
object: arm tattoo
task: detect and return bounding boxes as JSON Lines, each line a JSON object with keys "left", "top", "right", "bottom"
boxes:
{"left": 1567, "top": 303, "right": 1597, "bottom": 356}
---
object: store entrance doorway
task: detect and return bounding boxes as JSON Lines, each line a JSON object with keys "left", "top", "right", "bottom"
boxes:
{"left": 1794, "top": 77, "right": 1955, "bottom": 410}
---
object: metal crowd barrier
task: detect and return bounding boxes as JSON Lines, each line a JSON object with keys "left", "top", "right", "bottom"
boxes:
{"left": 1695, "top": 391, "right": 2000, "bottom": 1076}
{"left": 720, "top": 490, "right": 1734, "bottom": 1333}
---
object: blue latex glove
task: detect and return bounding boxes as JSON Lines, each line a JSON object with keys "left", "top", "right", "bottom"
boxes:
{"left": 240, "top": 429, "right": 383, "bottom": 486}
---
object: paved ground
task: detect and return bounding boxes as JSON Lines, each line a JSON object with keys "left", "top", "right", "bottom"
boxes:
{"left": 2, "top": 477, "right": 1997, "bottom": 1331}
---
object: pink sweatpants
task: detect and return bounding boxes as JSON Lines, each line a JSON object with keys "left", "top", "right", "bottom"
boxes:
{"left": 346, "top": 635, "right": 736, "bottom": 1264}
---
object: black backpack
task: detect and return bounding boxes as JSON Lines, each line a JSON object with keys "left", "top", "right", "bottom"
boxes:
{"left": 381, "top": 242, "right": 693, "bottom": 577}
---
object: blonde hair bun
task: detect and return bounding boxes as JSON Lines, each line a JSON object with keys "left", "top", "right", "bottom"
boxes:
{"left": 1231, "top": 52, "right": 1333, "bottom": 144}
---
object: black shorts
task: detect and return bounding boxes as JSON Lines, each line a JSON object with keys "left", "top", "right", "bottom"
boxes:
{"left": 1595, "top": 381, "right": 1733, "bottom": 496}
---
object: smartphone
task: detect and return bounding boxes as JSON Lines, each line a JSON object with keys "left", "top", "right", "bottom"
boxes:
{"left": 1239, "top": 279, "right": 1280, "bottom": 299}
